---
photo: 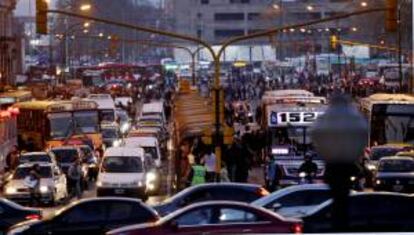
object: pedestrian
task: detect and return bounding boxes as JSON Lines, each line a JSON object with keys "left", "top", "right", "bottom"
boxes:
{"left": 188, "top": 157, "right": 207, "bottom": 186}
{"left": 203, "top": 147, "right": 217, "bottom": 182}
{"left": 5, "top": 145, "right": 19, "bottom": 172}
{"left": 68, "top": 158, "right": 83, "bottom": 199}
{"left": 24, "top": 164, "right": 41, "bottom": 207}
{"left": 220, "top": 163, "right": 230, "bottom": 182}
{"left": 266, "top": 156, "right": 281, "bottom": 192}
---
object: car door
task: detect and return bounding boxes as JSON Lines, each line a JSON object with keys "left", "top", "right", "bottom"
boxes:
{"left": 49, "top": 201, "right": 107, "bottom": 235}
{"left": 214, "top": 206, "right": 283, "bottom": 234}
{"left": 103, "top": 201, "right": 157, "bottom": 232}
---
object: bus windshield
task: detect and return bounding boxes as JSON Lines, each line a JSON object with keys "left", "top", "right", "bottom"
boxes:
{"left": 48, "top": 112, "right": 72, "bottom": 139}
{"left": 370, "top": 104, "right": 414, "bottom": 145}
{"left": 101, "top": 110, "right": 115, "bottom": 122}
{"left": 74, "top": 111, "right": 99, "bottom": 134}
{"left": 271, "top": 126, "right": 313, "bottom": 154}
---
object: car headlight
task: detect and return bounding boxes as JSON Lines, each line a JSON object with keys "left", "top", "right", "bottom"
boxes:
{"left": 367, "top": 164, "right": 377, "bottom": 171}
{"left": 40, "top": 186, "right": 49, "bottom": 193}
{"left": 350, "top": 176, "right": 356, "bottom": 182}
{"left": 96, "top": 181, "right": 103, "bottom": 187}
{"left": 299, "top": 172, "right": 306, "bottom": 178}
{"left": 113, "top": 140, "right": 121, "bottom": 147}
{"left": 5, "top": 187, "right": 16, "bottom": 195}
{"left": 376, "top": 179, "right": 381, "bottom": 185}
{"left": 7, "top": 225, "right": 30, "bottom": 235}
{"left": 146, "top": 172, "right": 157, "bottom": 182}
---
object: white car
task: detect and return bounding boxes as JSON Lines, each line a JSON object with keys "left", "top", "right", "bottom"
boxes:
{"left": 124, "top": 137, "right": 162, "bottom": 168}
{"left": 4, "top": 163, "right": 67, "bottom": 205}
{"left": 251, "top": 184, "right": 332, "bottom": 218}
{"left": 96, "top": 147, "right": 150, "bottom": 200}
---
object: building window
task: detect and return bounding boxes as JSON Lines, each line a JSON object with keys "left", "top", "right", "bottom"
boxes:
{"left": 201, "top": 0, "right": 209, "bottom": 4}
{"left": 215, "top": 29, "right": 245, "bottom": 37}
{"left": 247, "top": 13, "right": 261, "bottom": 21}
{"left": 197, "top": 13, "right": 203, "bottom": 19}
{"left": 230, "top": 0, "right": 250, "bottom": 3}
{"left": 214, "top": 13, "right": 245, "bottom": 21}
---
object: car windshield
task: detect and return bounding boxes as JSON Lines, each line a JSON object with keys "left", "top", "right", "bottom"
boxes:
{"left": 13, "top": 166, "right": 52, "bottom": 179}
{"left": 101, "top": 157, "right": 143, "bottom": 173}
{"left": 379, "top": 159, "right": 414, "bottom": 172}
{"left": 20, "top": 154, "right": 51, "bottom": 163}
{"left": 48, "top": 112, "right": 72, "bottom": 139}
{"left": 102, "top": 128, "right": 118, "bottom": 138}
{"left": 52, "top": 149, "right": 78, "bottom": 163}
{"left": 74, "top": 111, "right": 99, "bottom": 134}
{"left": 370, "top": 148, "right": 405, "bottom": 161}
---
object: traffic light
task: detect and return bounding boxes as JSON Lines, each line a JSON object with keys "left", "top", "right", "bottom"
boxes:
{"left": 36, "top": 0, "right": 48, "bottom": 35}
{"left": 385, "top": 0, "right": 398, "bottom": 32}
{"left": 330, "top": 35, "right": 338, "bottom": 50}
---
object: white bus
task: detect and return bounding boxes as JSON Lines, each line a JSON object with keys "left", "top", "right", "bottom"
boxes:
{"left": 262, "top": 90, "right": 327, "bottom": 186}
{"left": 360, "top": 93, "right": 414, "bottom": 146}
{"left": 87, "top": 94, "right": 116, "bottom": 123}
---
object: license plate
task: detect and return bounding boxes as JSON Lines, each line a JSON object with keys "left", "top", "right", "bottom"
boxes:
{"left": 114, "top": 189, "right": 125, "bottom": 194}
{"left": 393, "top": 185, "right": 404, "bottom": 191}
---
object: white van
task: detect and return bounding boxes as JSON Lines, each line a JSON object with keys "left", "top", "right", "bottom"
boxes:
{"left": 124, "top": 137, "right": 162, "bottom": 168}
{"left": 87, "top": 94, "right": 116, "bottom": 123}
{"left": 141, "top": 102, "right": 165, "bottom": 124}
{"left": 96, "top": 147, "right": 148, "bottom": 199}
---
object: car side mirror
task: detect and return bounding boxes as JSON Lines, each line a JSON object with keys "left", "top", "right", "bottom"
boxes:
{"left": 170, "top": 220, "right": 179, "bottom": 231}
{"left": 272, "top": 203, "right": 282, "bottom": 211}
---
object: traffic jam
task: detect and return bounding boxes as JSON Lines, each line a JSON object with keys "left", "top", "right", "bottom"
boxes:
{"left": 1, "top": 0, "right": 414, "bottom": 233}
{"left": 0, "top": 59, "right": 413, "bottom": 235}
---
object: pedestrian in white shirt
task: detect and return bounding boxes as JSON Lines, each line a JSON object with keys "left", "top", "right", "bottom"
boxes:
{"left": 203, "top": 147, "right": 217, "bottom": 182}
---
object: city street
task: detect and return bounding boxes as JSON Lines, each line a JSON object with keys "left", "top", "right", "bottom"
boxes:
{"left": 1, "top": 0, "right": 413, "bottom": 234}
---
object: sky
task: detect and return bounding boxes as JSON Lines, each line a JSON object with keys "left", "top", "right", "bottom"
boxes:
{"left": 14, "top": 0, "right": 160, "bottom": 17}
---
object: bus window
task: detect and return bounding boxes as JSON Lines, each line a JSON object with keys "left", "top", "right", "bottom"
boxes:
{"left": 48, "top": 112, "right": 72, "bottom": 139}
{"left": 74, "top": 111, "right": 99, "bottom": 134}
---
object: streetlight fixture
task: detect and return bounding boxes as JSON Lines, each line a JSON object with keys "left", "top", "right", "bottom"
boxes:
{"left": 306, "top": 5, "right": 314, "bottom": 11}
{"left": 99, "top": 32, "right": 104, "bottom": 37}
{"left": 83, "top": 22, "right": 90, "bottom": 28}
{"left": 312, "top": 95, "right": 368, "bottom": 231}
{"left": 80, "top": 4, "right": 92, "bottom": 12}
{"left": 83, "top": 29, "right": 89, "bottom": 34}
{"left": 272, "top": 4, "right": 280, "bottom": 10}
{"left": 360, "top": 1, "right": 368, "bottom": 7}
{"left": 351, "top": 27, "right": 358, "bottom": 32}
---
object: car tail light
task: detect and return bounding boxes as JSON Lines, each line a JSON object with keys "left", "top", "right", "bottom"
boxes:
{"left": 256, "top": 187, "right": 270, "bottom": 197}
{"left": 291, "top": 223, "right": 303, "bottom": 234}
{"left": 26, "top": 214, "right": 41, "bottom": 220}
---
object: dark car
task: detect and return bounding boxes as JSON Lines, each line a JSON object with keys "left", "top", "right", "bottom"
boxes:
{"left": 0, "top": 198, "right": 41, "bottom": 233}
{"left": 374, "top": 156, "right": 414, "bottom": 193}
{"left": 302, "top": 192, "right": 414, "bottom": 233}
{"left": 153, "top": 183, "right": 269, "bottom": 216}
{"left": 8, "top": 198, "right": 159, "bottom": 235}
{"left": 108, "top": 201, "right": 302, "bottom": 235}
{"left": 50, "top": 146, "right": 82, "bottom": 174}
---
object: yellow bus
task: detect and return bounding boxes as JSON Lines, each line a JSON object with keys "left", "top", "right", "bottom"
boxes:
{"left": 14, "top": 100, "right": 102, "bottom": 151}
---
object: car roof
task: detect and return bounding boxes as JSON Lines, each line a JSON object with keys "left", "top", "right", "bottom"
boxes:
{"left": 380, "top": 156, "right": 414, "bottom": 161}
{"left": 142, "top": 102, "right": 163, "bottom": 113}
{"left": 124, "top": 137, "right": 158, "bottom": 146}
{"left": 21, "top": 152, "right": 49, "bottom": 156}
{"left": 57, "top": 197, "right": 157, "bottom": 217}
{"left": 306, "top": 192, "right": 412, "bottom": 216}
{"left": 104, "top": 147, "right": 144, "bottom": 157}
{"left": 252, "top": 184, "right": 330, "bottom": 206}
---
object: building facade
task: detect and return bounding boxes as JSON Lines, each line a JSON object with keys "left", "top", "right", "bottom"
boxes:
{"left": 169, "top": 0, "right": 389, "bottom": 60}
{"left": 0, "top": 0, "right": 22, "bottom": 87}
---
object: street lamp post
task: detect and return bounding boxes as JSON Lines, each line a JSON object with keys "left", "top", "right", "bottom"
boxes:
{"left": 312, "top": 95, "right": 368, "bottom": 232}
